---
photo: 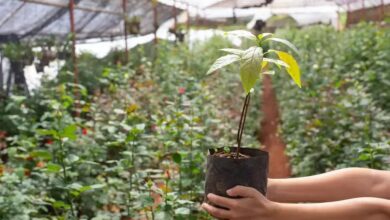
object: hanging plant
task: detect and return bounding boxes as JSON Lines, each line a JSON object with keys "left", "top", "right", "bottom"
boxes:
{"left": 126, "top": 16, "right": 141, "bottom": 35}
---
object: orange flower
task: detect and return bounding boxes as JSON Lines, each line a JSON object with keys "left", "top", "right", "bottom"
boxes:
{"left": 36, "top": 161, "right": 45, "bottom": 168}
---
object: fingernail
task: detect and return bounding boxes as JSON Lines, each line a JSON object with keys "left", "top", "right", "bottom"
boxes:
{"left": 207, "top": 193, "right": 213, "bottom": 198}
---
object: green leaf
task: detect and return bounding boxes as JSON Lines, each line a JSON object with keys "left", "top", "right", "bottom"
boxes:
{"left": 257, "top": 33, "right": 273, "bottom": 41}
{"left": 174, "top": 207, "right": 190, "bottom": 215}
{"left": 220, "top": 48, "right": 244, "bottom": 56}
{"left": 274, "top": 51, "right": 302, "bottom": 88}
{"left": 37, "top": 129, "right": 58, "bottom": 138}
{"left": 263, "top": 58, "right": 289, "bottom": 69}
{"left": 31, "top": 150, "right": 52, "bottom": 160}
{"left": 265, "top": 37, "right": 300, "bottom": 55}
{"left": 172, "top": 152, "right": 182, "bottom": 164}
{"left": 52, "top": 201, "right": 70, "bottom": 209}
{"left": 207, "top": 54, "right": 240, "bottom": 75}
{"left": 76, "top": 184, "right": 105, "bottom": 194}
{"left": 227, "top": 30, "right": 258, "bottom": 42}
{"left": 67, "top": 154, "right": 79, "bottom": 163}
{"left": 45, "top": 163, "right": 62, "bottom": 173}
{"left": 61, "top": 124, "right": 77, "bottom": 140}
{"left": 262, "top": 70, "right": 275, "bottom": 75}
{"left": 240, "top": 47, "right": 263, "bottom": 94}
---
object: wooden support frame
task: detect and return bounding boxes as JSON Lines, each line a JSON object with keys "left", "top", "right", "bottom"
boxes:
{"left": 0, "top": 53, "right": 3, "bottom": 96}
{"left": 0, "top": 2, "right": 26, "bottom": 28}
{"left": 23, "top": 0, "right": 122, "bottom": 15}
{"left": 122, "top": 0, "right": 129, "bottom": 64}
{"left": 173, "top": 0, "right": 177, "bottom": 33}
{"left": 381, "top": 0, "right": 385, "bottom": 20}
{"left": 69, "top": 0, "right": 80, "bottom": 116}
{"left": 362, "top": 0, "right": 366, "bottom": 20}
{"left": 186, "top": 3, "right": 190, "bottom": 37}
{"left": 153, "top": 0, "right": 158, "bottom": 44}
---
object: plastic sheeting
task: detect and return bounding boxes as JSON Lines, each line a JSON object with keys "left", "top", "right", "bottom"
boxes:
{"left": 0, "top": 0, "right": 180, "bottom": 41}
{"left": 194, "top": 0, "right": 389, "bottom": 27}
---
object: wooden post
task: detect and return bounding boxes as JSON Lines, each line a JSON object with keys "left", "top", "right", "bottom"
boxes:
{"left": 122, "top": 0, "right": 129, "bottom": 64}
{"left": 381, "top": 0, "right": 385, "bottom": 20}
{"left": 0, "top": 53, "right": 3, "bottom": 95}
{"left": 173, "top": 0, "right": 177, "bottom": 35}
{"left": 362, "top": 0, "right": 366, "bottom": 21}
{"left": 69, "top": 0, "right": 79, "bottom": 116}
{"left": 153, "top": 0, "right": 158, "bottom": 44}
{"left": 186, "top": 3, "right": 190, "bottom": 39}
{"left": 196, "top": 7, "right": 200, "bottom": 26}
{"left": 346, "top": 1, "right": 350, "bottom": 26}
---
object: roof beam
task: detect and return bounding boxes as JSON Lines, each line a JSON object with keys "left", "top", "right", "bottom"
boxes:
{"left": 22, "top": 0, "right": 123, "bottom": 16}
{"left": 0, "top": 2, "right": 26, "bottom": 28}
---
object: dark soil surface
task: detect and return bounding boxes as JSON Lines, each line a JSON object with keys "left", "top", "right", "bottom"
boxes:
{"left": 213, "top": 151, "right": 250, "bottom": 159}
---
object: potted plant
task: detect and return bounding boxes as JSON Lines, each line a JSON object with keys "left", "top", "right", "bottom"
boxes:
{"left": 204, "top": 30, "right": 301, "bottom": 207}
{"left": 126, "top": 16, "right": 141, "bottom": 35}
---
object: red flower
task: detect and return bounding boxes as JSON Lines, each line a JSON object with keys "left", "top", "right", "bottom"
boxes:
{"left": 46, "top": 139, "right": 54, "bottom": 145}
{"left": 178, "top": 87, "right": 186, "bottom": 95}
{"left": 82, "top": 128, "right": 88, "bottom": 135}
{"left": 24, "top": 169, "right": 31, "bottom": 177}
{"left": 151, "top": 124, "right": 157, "bottom": 132}
{"left": 165, "top": 170, "right": 171, "bottom": 179}
{"left": 0, "top": 131, "right": 7, "bottom": 138}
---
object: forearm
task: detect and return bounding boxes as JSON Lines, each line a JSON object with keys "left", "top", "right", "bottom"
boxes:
{"left": 273, "top": 197, "right": 390, "bottom": 220}
{"left": 268, "top": 168, "right": 390, "bottom": 203}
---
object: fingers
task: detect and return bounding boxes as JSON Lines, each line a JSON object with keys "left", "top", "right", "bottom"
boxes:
{"left": 207, "top": 193, "right": 236, "bottom": 209}
{"left": 227, "top": 185, "right": 261, "bottom": 198}
{"left": 201, "top": 202, "right": 230, "bottom": 219}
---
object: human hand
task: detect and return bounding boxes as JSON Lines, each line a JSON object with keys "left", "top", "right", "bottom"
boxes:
{"left": 201, "top": 185, "right": 277, "bottom": 220}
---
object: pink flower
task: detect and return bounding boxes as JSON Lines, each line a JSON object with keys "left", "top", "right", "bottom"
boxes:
{"left": 178, "top": 87, "right": 186, "bottom": 95}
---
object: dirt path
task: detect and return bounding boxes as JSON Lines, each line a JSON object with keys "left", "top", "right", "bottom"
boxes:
{"left": 259, "top": 75, "right": 291, "bottom": 178}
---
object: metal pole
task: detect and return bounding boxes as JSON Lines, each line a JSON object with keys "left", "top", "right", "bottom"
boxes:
{"left": 69, "top": 0, "right": 79, "bottom": 116}
{"left": 122, "top": 0, "right": 129, "bottom": 63}
{"left": 153, "top": 0, "right": 158, "bottom": 44}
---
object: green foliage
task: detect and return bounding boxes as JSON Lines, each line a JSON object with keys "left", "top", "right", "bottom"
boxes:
{"left": 207, "top": 30, "right": 301, "bottom": 94}
{"left": 273, "top": 24, "right": 390, "bottom": 176}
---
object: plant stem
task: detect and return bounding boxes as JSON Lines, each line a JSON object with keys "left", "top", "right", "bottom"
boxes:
{"left": 235, "top": 93, "right": 251, "bottom": 159}
{"left": 56, "top": 114, "right": 76, "bottom": 218}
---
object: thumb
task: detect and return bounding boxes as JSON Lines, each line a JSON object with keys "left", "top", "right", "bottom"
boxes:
{"left": 226, "top": 185, "right": 261, "bottom": 198}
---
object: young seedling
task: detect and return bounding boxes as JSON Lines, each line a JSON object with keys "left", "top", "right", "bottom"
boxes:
{"left": 207, "top": 30, "right": 302, "bottom": 159}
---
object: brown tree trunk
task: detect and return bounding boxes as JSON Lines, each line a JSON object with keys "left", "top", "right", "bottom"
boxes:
{"left": 259, "top": 75, "right": 291, "bottom": 178}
